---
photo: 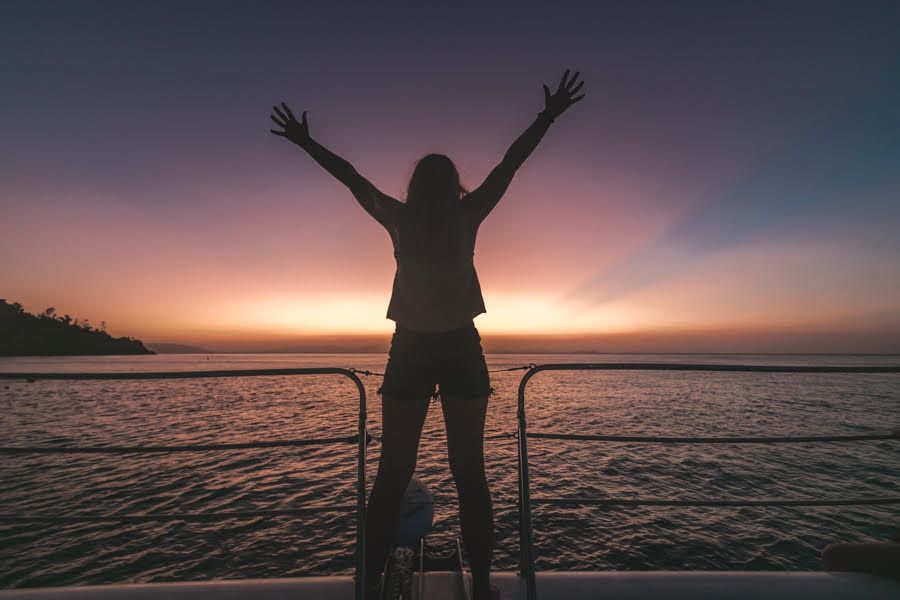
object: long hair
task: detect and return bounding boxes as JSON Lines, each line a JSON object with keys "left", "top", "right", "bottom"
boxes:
{"left": 398, "top": 153, "right": 468, "bottom": 262}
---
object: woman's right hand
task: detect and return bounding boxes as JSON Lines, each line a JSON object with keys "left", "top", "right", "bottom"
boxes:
{"left": 542, "top": 69, "right": 585, "bottom": 120}
{"left": 270, "top": 102, "right": 310, "bottom": 146}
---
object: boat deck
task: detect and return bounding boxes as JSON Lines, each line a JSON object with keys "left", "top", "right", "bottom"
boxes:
{"left": 1, "top": 571, "right": 898, "bottom": 599}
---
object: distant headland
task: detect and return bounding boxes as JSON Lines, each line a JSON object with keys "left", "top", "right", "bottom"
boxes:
{"left": 0, "top": 299, "right": 153, "bottom": 356}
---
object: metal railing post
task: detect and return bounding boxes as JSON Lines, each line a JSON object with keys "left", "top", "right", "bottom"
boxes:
{"left": 516, "top": 366, "right": 540, "bottom": 600}
{"left": 349, "top": 371, "right": 368, "bottom": 600}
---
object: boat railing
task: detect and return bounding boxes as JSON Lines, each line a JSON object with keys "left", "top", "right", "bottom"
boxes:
{"left": 0, "top": 367, "right": 371, "bottom": 600}
{"left": 515, "top": 363, "right": 900, "bottom": 600}
{"left": 2, "top": 363, "right": 900, "bottom": 600}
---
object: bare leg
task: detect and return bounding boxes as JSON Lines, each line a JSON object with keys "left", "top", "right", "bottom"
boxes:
{"left": 441, "top": 393, "right": 494, "bottom": 600}
{"left": 364, "top": 393, "right": 430, "bottom": 596}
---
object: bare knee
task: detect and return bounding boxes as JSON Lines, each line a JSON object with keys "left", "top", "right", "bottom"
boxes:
{"left": 375, "top": 451, "right": 417, "bottom": 490}
{"left": 449, "top": 453, "right": 487, "bottom": 492}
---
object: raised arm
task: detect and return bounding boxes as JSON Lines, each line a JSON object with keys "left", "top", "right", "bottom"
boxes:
{"left": 467, "top": 69, "right": 586, "bottom": 222}
{"left": 269, "top": 103, "right": 400, "bottom": 228}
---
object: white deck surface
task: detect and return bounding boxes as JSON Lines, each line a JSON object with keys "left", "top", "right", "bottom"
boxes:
{"left": 1, "top": 571, "right": 899, "bottom": 599}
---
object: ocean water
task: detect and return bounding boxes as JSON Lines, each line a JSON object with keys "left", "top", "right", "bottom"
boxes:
{"left": 0, "top": 353, "right": 898, "bottom": 588}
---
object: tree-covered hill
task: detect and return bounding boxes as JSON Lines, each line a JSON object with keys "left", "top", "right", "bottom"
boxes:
{"left": 0, "top": 300, "right": 153, "bottom": 356}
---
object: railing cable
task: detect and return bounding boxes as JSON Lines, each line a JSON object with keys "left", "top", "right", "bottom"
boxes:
{"left": 531, "top": 496, "right": 900, "bottom": 508}
{"left": 527, "top": 431, "right": 900, "bottom": 444}
{"left": 0, "top": 433, "right": 369, "bottom": 455}
{"left": 488, "top": 364, "right": 536, "bottom": 373}
{"left": 0, "top": 505, "right": 356, "bottom": 524}
{"left": 349, "top": 368, "right": 384, "bottom": 377}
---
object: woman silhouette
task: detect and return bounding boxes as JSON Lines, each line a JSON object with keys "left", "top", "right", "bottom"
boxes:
{"left": 270, "top": 69, "right": 585, "bottom": 600}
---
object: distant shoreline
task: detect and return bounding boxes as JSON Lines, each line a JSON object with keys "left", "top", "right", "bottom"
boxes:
{"left": 141, "top": 348, "right": 900, "bottom": 357}
{"left": 1, "top": 300, "right": 153, "bottom": 357}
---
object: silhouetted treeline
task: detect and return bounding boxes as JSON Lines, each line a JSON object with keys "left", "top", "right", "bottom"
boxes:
{"left": 0, "top": 299, "right": 153, "bottom": 356}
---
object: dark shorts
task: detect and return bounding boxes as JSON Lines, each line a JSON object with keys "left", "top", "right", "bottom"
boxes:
{"left": 377, "top": 321, "right": 493, "bottom": 402}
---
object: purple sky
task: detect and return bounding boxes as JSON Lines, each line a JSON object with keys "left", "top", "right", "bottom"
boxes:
{"left": 2, "top": 1, "right": 899, "bottom": 352}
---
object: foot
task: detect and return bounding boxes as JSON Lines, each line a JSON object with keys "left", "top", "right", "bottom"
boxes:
{"left": 472, "top": 582, "right": 500, "bottom": 600}
{"left": 361, "top": 578, "right": 381, "bottom": 600}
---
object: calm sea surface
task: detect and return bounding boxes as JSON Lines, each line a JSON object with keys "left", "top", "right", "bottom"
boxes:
{"left": 1, "top": 353, "right": 898, "bottom": 588}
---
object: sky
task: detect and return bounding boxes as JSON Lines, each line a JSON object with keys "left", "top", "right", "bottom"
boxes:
{"left": 2, "top": 1, "right": 899, "bottom": 352}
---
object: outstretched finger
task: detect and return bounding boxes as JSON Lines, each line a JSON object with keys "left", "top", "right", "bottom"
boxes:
{"left": 571, "top": 93, "right": 586, "bottom": 103}
{"left": 281, "top": 102, "right": 296, "bottom": 121}
{"left": 566, "top": 71, "right": 581, "bottom": 90}
{"left": 270, "top": 129, "right": 287, "bottom": 136}
{"left": 543, "top": 84, "right": 551, "bottom": 104}
{"left": 301, "top": 110, "right": 308, "bottom": 126}
{"left": 273, "top": 105, "right": 289, "bottom": 123}
{"left": 558, "top": 69, "right": 570, "bottom": 92}
{"left": 569, "top": 80, "right": 584, "bottom": 95}
{"left": 270, "top": 114, "right": 286, "bottom": 128}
